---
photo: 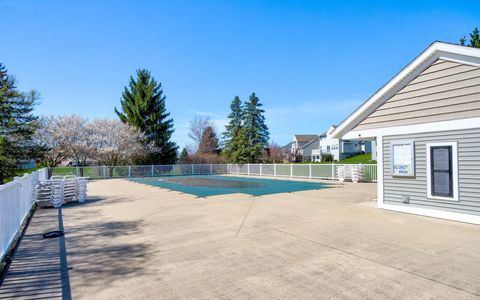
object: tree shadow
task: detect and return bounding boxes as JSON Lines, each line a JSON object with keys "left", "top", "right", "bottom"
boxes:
{"left": 0, "top": 208, "right": 69, "bottom": 299}
{"left": 61, "top": 201, "right": 153, "bottom": 291}
{"left": 0, "top": 198, "right": 153, "bottom": 299}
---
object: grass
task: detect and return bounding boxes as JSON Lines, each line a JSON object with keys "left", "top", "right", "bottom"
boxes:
{"left": 297, "top": 153, "right": 376, "bottom": 164}
{"left": 339, "top": 153, "right": 376, "bottom": 164}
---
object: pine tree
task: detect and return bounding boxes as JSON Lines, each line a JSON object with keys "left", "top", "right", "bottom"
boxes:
{"left": 243, "top": 93, "right": 269, "bottom": 163}
{"left": 222, "top": 96, "right": 245, "bottom": 162}
{"left": 227, "top": 127, "right": 251, "bottom": 163}
{"left": 223, "top": 96, "right": 243, "bottom": 143}
{"left": 460, "top": 27, "right": 480, "bottom": 48}
{"left": 470, "top": 28, "right": 480, "bottom": 48}
{"left": 115, "top": 69, "right": 178, "bottom": 164}
{"left": 179, "top": 147, "right": 189, "bottom": 163}
{"left": 0, "top": 63, "right": 38, "bottom": 183}
{"left": 198, "top": 126, "right": 219, "bottom": 154}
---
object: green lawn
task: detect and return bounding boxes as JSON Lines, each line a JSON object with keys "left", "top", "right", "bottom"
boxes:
{"left": 297, "top": 153, "right": 376, "bottom": 164}
{"left": 339, "top": 153, "right": 376, "bottom": 164}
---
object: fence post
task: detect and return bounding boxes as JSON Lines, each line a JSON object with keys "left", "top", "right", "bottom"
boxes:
{"left": 290, "top": 163, "right": 293, "bottom": 178}
{"left": 210, "top": 164, "right": 213, "bottom": 175}
{"left": 128, "top": 166, "right": 131, "bottom": 178}
{"left": 247, "top": 163, "right": 250, "bottom": 175}
{"left": 103, "top": 166, "right": 106, "bottom": 178}
{"left": 260, "top": 164, "right": 263, "bottom": 176}
{"left": 274, "top": 163, "right": 277, "bottom": 177}
{"left": 192, "top": 164, "right": 194, "bottom": 175}
{"left": 331, "top": 163, "right": 335, "bottom": 180}
{"left": 151, "top": 165, "right": 154, "bottom": 177}
{"left": 309, "top": 163, "right": 312, "bottom": 179}
{"left": 76, "top": 167, "right": 79, "bottom": 177}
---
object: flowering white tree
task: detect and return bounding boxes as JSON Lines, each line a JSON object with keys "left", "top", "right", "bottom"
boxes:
{"left": 33, "top": 116, "right": 73, "bottom": 167}
{"left": 34, "top": 115, "right": 94, "bottom": 166}
{"left": 88, "top": 119, "right": 149, "bottom": 166}
{"left": 62, "top": 115, "right": 94, "bottom": 166}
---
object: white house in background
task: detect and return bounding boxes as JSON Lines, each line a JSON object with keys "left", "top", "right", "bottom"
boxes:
{"left": 315, "top": 126, "right": 373, "bottom": 161}
{"left": 289, "top": 135, "right": 319, "bottom": 162}
{"left": 332, "top": 42, "right": 480, "bottom": 225}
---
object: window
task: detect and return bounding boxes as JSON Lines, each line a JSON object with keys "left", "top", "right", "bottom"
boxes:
{"left": 391, "top": 141, "right": 415, "bottom": 177}
{"left": 426, "top": 142, "right": 458, "bottom": 201}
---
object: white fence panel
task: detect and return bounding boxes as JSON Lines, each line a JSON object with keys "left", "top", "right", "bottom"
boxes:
{"left": 1, "top": 168, "right": 47, "bottom": 261}
{"left": 261, "top": 164, "right": 274, "bottom": 176}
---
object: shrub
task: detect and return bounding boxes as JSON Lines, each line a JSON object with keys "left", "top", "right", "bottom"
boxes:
{"left": 321, "top": 154, "right": 333, "bottom": 163}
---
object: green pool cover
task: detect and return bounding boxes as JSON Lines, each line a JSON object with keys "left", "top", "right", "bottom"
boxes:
{"left": 128, "top": 175, "right": 331, "bottom": 197}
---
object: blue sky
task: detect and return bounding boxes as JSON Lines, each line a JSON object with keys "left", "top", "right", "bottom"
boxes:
{"left": 1, "top": 1, "right": 479, "bottom": 148}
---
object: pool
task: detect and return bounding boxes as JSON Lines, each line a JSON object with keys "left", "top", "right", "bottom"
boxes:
{"left": 128, "top": 175, "right": 331, "bottom": 197}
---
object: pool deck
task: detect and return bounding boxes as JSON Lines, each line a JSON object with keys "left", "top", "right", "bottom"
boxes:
{"left": 2, "top": 176, "right": 480, "bottom": 299}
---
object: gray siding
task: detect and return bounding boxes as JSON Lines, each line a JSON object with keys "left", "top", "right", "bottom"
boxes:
{"left": 383, "top": 128, "right": 480, "bottom": 215}
{"left": 355, "top": 59, "right": 480, "bottom": 130}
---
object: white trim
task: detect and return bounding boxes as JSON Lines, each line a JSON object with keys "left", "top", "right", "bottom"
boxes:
{"left": 390, "top": 140, "right": 415, "bottom": 177}
{"left": 426, "top": 142, "right": 459, "bottom": 201}
{"left": 332, "top": 42, "right": 480, "bottom": 139}
{"left": 439, "top": 56, "right": 480, "bottom": 67}
{"left": 343, "top": 117, "right": 480, "bottom": 139}
{"left": 376, "top": 136, "right": 384, "bottom": 208}
{"left": 379, "top": 203, "right": 480, "bottom": 225}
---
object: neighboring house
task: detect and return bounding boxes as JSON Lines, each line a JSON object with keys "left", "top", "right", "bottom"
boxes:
{"left": 290, "top": 135, "right": 319, "bottom": 162}
{"left": 319, "top": 126, "right": 372, "bottom": 161}
{"left": 332, "top": 42, "right": 480, "bottom": 225}
{"left": 298, "top": 137, "right": 320, "bottom": 162}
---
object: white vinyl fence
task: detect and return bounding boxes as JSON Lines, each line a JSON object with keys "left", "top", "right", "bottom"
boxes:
{"left": 0, "top": 168, "right": 48, "bottom": 261}
{"left": 226, "top": 164, "right": 377, "bottom": 182}
{"left": 52, "top": 163, "right": 377, "bottom": 182}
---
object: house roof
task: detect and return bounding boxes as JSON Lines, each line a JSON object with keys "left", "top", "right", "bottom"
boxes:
{"left": 299, "top": 138, "right": 319, "bottom": 149}
{"left": 331, "top": 42, "right": 480, "bottom": 138}
{"left": 294, "top": 135, "right": 318, "bottom": 142}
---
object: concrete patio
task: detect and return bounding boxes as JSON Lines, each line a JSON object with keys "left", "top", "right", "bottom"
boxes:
{"left": 1, "top": 177, "right": 480, "bottom": 299}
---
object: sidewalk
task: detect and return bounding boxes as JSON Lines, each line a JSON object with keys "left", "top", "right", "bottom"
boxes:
{"left": 0, "top": 208, "right": 71, "bottom": 299}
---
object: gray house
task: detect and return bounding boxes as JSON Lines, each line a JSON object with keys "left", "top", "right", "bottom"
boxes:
{"left": 289, "top": 135, "right": 319, "bottom": 162}
{"left": 332, "top": 42, "right": 480, "bottom": 225}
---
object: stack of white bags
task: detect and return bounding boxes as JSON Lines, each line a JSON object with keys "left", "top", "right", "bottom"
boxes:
{"left": 34, "top": 175, "right": 88, "bottom": 208}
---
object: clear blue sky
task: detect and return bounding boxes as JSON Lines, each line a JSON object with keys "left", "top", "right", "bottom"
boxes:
{"left": 1, "top": 1, "right": 479, "bottom": 148}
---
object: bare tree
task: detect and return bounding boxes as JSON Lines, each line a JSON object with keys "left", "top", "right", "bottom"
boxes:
{"left": 264, "top": 141, "right": 284, "bottom": 163}
{"left": 188, "top": 116, "right": 215, "bottom": 151}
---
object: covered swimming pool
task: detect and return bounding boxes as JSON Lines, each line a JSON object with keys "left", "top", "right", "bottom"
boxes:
{"left": 128, "top": 175, "right": 331, "bottom": 197}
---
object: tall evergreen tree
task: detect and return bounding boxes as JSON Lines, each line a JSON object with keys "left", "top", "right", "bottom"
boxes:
{"left": 197, "top": 126, "right": 219, "bottom": 154}
{"left": 227, "top": 127, "right": 251, "bottom": 163}
{"left": 0, "top": 63, "right": 38, "bottom": 183}
{"left": 115, "top": 69, "right": 178, "bottom": 164}
{"left": 178, "top": 147, "right": 189, "bottom": 163}
{"left": 222, "top": 96, "right": 248, "bottom": 162}
{"left": 243, "top": 93, "right": 269, "bottom": 163}
{"left": 460, "top": 27, "right": 480, "bottom": 48}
